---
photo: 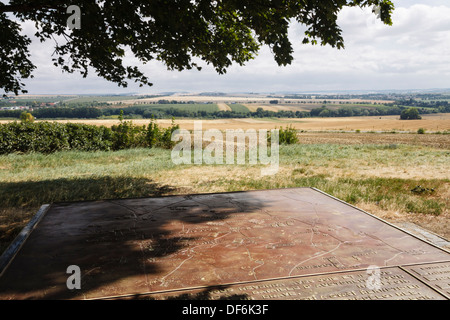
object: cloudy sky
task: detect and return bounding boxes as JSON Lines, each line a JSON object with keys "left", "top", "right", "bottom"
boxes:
{"left": 16, "top": 0, "right": 450, "bottom": 94}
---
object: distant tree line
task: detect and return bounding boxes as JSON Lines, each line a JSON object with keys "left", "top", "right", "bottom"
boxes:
{"left": 395, "top": 99, "right": 450, "bottom": 112}
{"left": 0, "top": 107, "right": 103, "bottom": 119}
{"left": 0, "top": 100, "right": 111, "bottom": 108}
{"left": 152, "top": 99, "right": 214, "bottom": 104}
{"left": 104, "top": 105, "right": 446, "bottom": 119}
{"left": 59, "top": 101, "right": 111, "bottom": 108}
{"left": 1, "top": 103, "right": 449, "bottom": 120}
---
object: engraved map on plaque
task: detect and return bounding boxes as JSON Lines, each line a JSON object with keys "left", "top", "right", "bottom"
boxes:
{"left": 0, "top": 188, "right": 449, "bottom": 300}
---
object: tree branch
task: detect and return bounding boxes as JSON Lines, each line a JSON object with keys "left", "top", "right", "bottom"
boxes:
{"left": 0, "top": 3, "right": 65, "bottom": 14}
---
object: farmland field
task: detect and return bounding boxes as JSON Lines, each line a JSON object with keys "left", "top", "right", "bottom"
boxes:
{"left": 99, "top": 94, "right": 396, "bottom": 106}
{"left": 5, "top": 113, "right": 447, "bottom": 132}
{"left": 243, "top": 103, "right": 388, "bottom": 113}
{"left": 227, "top": 103, "right": 251, "bottom": 113}
{"left": 217, "top": 103, "right": 231, "bottom": 111}
{"left": 132, "top": 103, "right": 220, "bottom": 113}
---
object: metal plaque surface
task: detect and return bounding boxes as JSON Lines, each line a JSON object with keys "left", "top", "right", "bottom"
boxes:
{"left": 402, "top": 262, "right": 450, "bottom": 298}
{"left": 142, "top": 267, "right": 447, "bottom": 300}
{"left": 0, "top": 187, "right": 448, "bottom": 300}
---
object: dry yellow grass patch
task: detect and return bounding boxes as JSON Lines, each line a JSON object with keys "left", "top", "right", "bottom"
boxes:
{"left": 244, "top": 104, "right": 293, "bottom": 112}
{"left": 297, "top": 132, "right": 450, "bottom": 148}
{"left": 288, "top": 114, "right": 450, "bottom": 132}
{"left": 217, "top": 103, "right": 232, "bottom": 111}
{"left": 242, "top": 104, "right": 260, "bottom": 112}
{"left": 296, "top": 163, "right": 449, "bottom": 181}
{"left": 152, "top": 165, "right": 266, "bottom": 191}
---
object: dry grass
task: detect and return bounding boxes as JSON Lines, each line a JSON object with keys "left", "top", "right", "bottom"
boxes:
{"left": 244, "top": 104, "right": 295, "bottom": 112}
{"left": 357, "top": 201, "right": 450, "bottom": 245}
{"left": 297, "top": 132, "right": 450, "bottom": 149}
{"left": 217, "top": 103, "right": 232, "bottom": 111}
{"left": 285, "top": 114, "right": 450, "bottom": 132}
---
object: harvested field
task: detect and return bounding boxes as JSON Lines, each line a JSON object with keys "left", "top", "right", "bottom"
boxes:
{"left": 217, "top": 103, "right": 232, "bottom": 111}
{"left": 244, "top": 104, "right": 295, "bottom": 112}
{"left": 4, "top": 113, "right": 447, "bottom": 133}
{"left": 297, "top": 132, "right": 450, "bottom": 149}
{"left": 285, "top": 114, "right": 450, "bottom": 132}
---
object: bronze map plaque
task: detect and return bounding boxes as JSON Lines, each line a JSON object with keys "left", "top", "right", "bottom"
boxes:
{"left": 0, "top": 187, "right": 449, "bottom": 300}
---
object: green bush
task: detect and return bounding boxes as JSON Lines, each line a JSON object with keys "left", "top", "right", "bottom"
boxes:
{"left": 400, "top": 107, "right": 421, "bottom": 120}
{"left": 66, "top": 123, "right": 113, "bottom": 151}
{"left": 145, "top": 117, "right": 179, "bottom": 149}
{"left": 0, "top": 118, "right": 179, "bottom": 154}
{"left": 417, "top": 128, "right": 426, "bottom": 134}
{"left": 111, "top": 120, "right": 146, "bottom": 150}
{"left": 20, "top": 112, "right": 34, "bottom": 123}
{"left": 278, "top": 125, "right": 299, "bottom": 144}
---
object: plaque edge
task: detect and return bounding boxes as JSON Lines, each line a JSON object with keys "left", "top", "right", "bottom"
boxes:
{"left": 0, "top": 204, "right": 51, "bottom": 277}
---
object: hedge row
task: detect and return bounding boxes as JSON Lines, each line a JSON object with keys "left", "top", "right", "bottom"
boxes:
{"left": 0, "top": 120, "right": 179, "bottom": 154}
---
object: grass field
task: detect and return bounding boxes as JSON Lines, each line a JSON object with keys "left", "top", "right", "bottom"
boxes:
{"left": 227, "top": 103, "right": 251, "bottom": 113}
{"left": 1, "top": 131, "right": 449, "bottom": 255}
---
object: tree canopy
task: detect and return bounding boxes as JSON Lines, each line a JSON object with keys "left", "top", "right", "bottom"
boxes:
{"left": 1, "top": 0, "right": 395, "bottom": 95}
{"left": 400, "top": 107, "right": 421, "bottom": 120}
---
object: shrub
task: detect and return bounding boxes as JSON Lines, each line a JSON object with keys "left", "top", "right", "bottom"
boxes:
{"left": 66, "top": 123, "right": 113, "bottom": 151}
{"left": 400, "top": 107, "right": 421, "bottom": 120}
{"left": 278, "top": 125, "right": 299, "bottom": 144}
{"left": 417, "top": 128, "right": 425, "bottom": 134}
{"left": 0, "top": 121, "right": 112, "bottom": 154}
{"left": 111, "top": 120, "right": 146, "bottom": 150}
{"left": 20, "top": 112, "right": 34, "bottom": 123}
{"left": 0, "top": 118, "right": 179, "bottom": 154}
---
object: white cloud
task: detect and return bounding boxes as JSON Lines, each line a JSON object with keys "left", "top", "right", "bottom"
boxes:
{"left": 17, "top": 2, "right": 450, "bottom": 94}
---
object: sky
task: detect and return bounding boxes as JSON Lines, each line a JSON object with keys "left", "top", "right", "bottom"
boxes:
{"left": 14, "top": 0, "right": 450, "bottom": 94}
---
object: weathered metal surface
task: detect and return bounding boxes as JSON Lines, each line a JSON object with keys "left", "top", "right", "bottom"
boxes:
{"left": 0, "top": 187, "right": 448, "bottom": 300}
{"left": 140, "top": 267, "right": 448, "bottom": 300}
{"left": 402, "top": 262, "right": 450, "bottom": 298}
